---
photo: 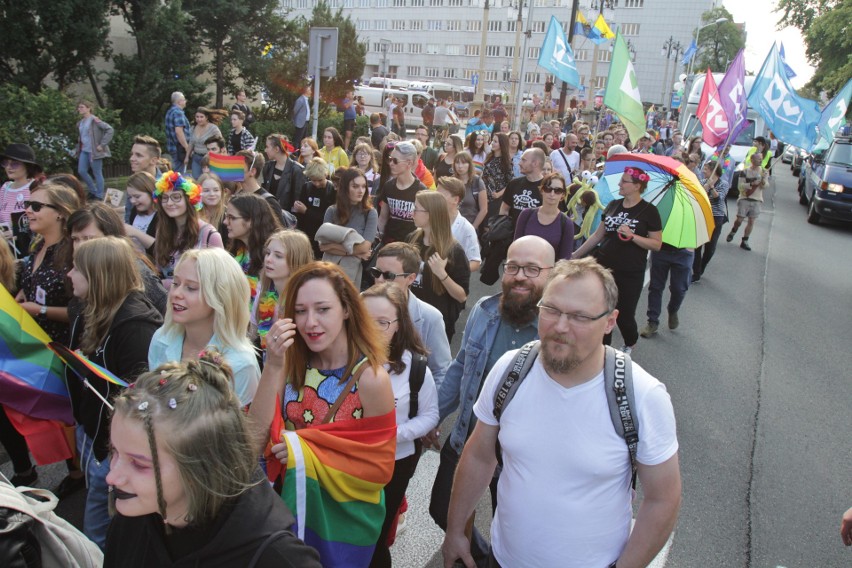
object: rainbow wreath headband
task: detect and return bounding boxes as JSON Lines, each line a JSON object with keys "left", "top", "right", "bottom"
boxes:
{"left": 154, "top": 171, "right": 202, "bottom": 210}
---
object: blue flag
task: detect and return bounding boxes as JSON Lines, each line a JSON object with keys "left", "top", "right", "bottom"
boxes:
{"left": 681, "top": 40, "right": 697, "bottom": 66}
{"left": 779, "top": 42, "right": 797, "bottom": 80}
{"left": 812, "top": 77, "right": 852, "bottom": 151}
{"left": 747, "top": 43, "right": 822, "bottom": 151}
{"left": 538, "top": 16, "right": 580, "bottom": 88}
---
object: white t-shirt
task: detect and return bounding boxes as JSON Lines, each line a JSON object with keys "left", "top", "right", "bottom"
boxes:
{"left": 473, "top": 350, "right": 679, "bottom": 568}
{"left": 550, "top": 148, "right": 580, "bottom": 180}
{"left": 451, "top": 214, "right": 481, "bottom": 263}
{"left": 132, "top": 211, "right": 155, "bottom": 234}
{"left": 389, "top": 350, "right": 439, "bottom": 460}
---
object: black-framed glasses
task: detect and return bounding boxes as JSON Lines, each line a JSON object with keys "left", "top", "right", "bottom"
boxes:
{"left": 374, "top": 318, "right": 399, "bottom": 331}
{"left": 369, "top": 267, "right": 412, "bottom": 280}
{"left": 161, "top": 192, "right": 185, "bottom": 203}
{"left": 537, "top": 300, "right": 611, "bottom": 325}
{"left": 23, "top": 200, "right": 59, "bottom": 212}
{"left": 501, "top": 263, "right": 553, "bottom": 278}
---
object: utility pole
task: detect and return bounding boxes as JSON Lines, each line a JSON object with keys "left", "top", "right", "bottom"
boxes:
{"left": 475, "top": 0, "right": 490, "bottom": 105}
{"left": 557, "top": 0, "right": 582, "bottom": 119}
{"left": 588, "top": 0, "right": 613, "bottom": 117}
{"left": 509, "top": 1, "right": 523, "bottom": 128}
{"left": 660, "top": 37, "right": 680, "bottom": 109}
{"left": 513, "top": 0, "right": 536, "bottom": 131}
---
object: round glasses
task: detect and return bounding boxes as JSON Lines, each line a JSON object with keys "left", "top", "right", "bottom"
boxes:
{"left": 374, "top": 318, "right": 399, "bottom": 331}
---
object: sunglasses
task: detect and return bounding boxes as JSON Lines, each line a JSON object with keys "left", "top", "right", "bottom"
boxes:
{"left": 161, "top": 192, "right": 186, "bottom": 203}
{"left": 1, "top": 159, "right": 22, "bottom": 169}
{"left": 388, "top": 157, "right": 402, "bottom": 165}
{"left": 542, "top": 186, "right": 566, "bottom": 195}
{"left": 369, "top": 267, "right": 412, "bottom": 280}
{"left": 24, "top": 200, "right": 59, "bottom": 212}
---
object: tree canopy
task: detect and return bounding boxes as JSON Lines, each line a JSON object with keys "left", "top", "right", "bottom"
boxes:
{"left": 693, "top": 7, "right": 745, "bottom": 74}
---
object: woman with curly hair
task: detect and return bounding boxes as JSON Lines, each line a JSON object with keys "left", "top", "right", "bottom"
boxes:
{"left": 481, "top": 132, "right": 514, "bottom": 222}
{"left": 224, "top": 193, "right": 282, "bottom": 304}
{"left": 152, "top": 171, "right": 223, "bottom": 289}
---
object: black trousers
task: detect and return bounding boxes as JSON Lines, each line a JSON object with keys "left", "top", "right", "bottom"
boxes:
{"left": 604, "top": 269, "right": 645, "bottom": 347}
{"left": 693, "top": 215, "right": 726, "bottom": 278}
{"left": 0, "top": 405, "right": 33, "bottom": 473}
{"left": 369, "top": 452, "right": 420, "bottom": 567}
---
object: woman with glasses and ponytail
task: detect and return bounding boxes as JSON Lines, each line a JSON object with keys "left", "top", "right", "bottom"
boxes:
{"left": 152, "top": 171, "right": 223, "bottom": 289}
{"left": 103, "top": 350, "right": 321, "bottom": 567}
{"left": 513, "top": 173, "right": 574, "bottom": 260}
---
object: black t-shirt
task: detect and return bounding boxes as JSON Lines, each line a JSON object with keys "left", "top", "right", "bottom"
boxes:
{"left": 377, "top": 177, "right": 426, "bottom": 244}
{"left": 229, "top": 131, "right": 245, "bottom": 154}
{"left": 501, "top": 175, "right": 543, "bottom": 224}
{"left": 295, "top": 181, "right": 336, "bottom": 248}
{"left": 594, "top": 198, "right": 663, "bottom": 272}
{"left": 371, "top": 125, "right": 390, "bottom": 149}
{"left": 410, "top": 241, "right": 470, "bottom": 340}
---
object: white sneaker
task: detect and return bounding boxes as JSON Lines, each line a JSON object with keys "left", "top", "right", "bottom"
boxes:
{"left": 395, "top": 512, "right": 407, "bottom": 537}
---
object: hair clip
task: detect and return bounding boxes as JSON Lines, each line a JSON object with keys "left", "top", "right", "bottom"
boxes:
{"left": 138, "top": 401, "right": 149, "bottom": 411}
{"left": 129, "top": 382, "right": 136, "bottom": 389}
{"left": 159, "top": 378, "right": 167, "bottom": 387}
{"left": 188, "top": 383, "right": 198, "bottom": 392}
{"left": 168, "top": 398, "right": 177, "bottom": 409}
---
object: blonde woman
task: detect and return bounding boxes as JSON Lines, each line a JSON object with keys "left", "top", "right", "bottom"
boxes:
{"left": 197, "top": 172, "right": 227, "bottom": 229}
{"left": 250, "top": 229, "right": 313, "bottom": 348}
{"left": 407, "top": 191, "right": 470, "bottom": 341}
{"left": 66, "top": 237, "right": 162, "bottom": 547}
{"left": 148, "top": 248, "right": 259, "bottom": 406}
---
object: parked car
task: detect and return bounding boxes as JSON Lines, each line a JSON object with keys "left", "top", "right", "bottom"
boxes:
{"left": 791, "top": 147, "right": 808, "bottom": 176}
{"left": 798, "top": 137, "right": 852, "bottom": 224}
{"left": 781, "top": 145, "right": 797, "bottom": 163}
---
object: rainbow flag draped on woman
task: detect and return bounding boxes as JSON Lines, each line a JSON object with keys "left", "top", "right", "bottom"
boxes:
{"left": 266, "top": 399, "right": 396, "bottom": 568}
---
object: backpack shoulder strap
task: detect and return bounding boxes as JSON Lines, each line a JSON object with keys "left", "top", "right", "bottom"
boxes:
{"left": 493, "top": 340, "right": 540, "bottom": 422}
{"left": 604, "top": 345, "right": 639, "bottom": 486}
{"left": 408, "top": 353, "right": 428, "bottom": 420}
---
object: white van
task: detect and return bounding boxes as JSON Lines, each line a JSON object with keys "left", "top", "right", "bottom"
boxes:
{"left": 354, "top": 85, "right": 429, "bottom": 129}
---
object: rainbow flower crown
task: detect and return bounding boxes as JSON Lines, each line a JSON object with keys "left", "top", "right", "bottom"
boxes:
{"left": 623, "top": 167, "right": 650, "bottom": 182}
{"left": 154, "top": 171, "right": 202, "bottom": 210}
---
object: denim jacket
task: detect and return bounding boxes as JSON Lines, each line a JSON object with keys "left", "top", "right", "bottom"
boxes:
{"left": 439, "top": 293, "right": 541, "bottom": 454}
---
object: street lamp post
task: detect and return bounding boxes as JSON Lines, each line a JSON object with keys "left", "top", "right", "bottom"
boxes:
{"left": 588, "top": 0, "right": 615, "bottom": 112}
{"left": 686, "top": 17, "right": 730, "bottom": 78}
{"left": 509, "top": 1, "right": 523, "bottom": 127}
{"left": 475, "top": 0, "right": 490, "bottom": 105}
{"left": 660, "top": 37, "right": 682, "bottom": 109}
{"left": 513, "top": 0, "right": 537, "bottom": 132}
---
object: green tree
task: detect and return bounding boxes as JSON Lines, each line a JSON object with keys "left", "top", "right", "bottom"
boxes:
{"left": 265, "top": 1, "right": 366, "bottom": 118}
{"left": 0, "top": 0, "right": 111, "bottom": 92}
{"left": 693, "top": 7, "right": 745, "bottom": 73}
{"left": 182, "top": 0, "right": 292, "bottom": 108}
{"left": 775, "top": 0, "right": 838, "bottom": 30}
{"left": 105, "top": 0, "right": 209, "bottom": 124}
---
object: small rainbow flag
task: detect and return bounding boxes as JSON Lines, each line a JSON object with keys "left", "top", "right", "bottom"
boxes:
{"left": 267, "top": 398, "right": 396, "bottom": 568}
{"left": 209, "top": 152, "right": 246, "bottom": 182}
{"left": 48, "top": 342, "right": 129, "bottom": 388}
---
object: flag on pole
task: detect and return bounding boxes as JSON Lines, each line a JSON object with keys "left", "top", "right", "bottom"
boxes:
{"left": 604, "top": 32, "right": 646, "bottom": 144}
{"left": 747, "top": 43, "right": 822, "bottom": 151}
{"left": 717, "top": 50, "right": 749, "bottom": 144}
{"left": 779, "top": 42, "right": 797, "bottom": 80}
{"left": 591, "top": 14, "right": 615, "bottom": 42}
{"left": 538, "top": 16, "right": 580, "bottom": 88}
{"left": 681, "top": 40, "right": 698, "bottom": 66}
{"left": 574, "top": 11, "right": 590, "bottom": 38}
{"left": 698, "top": 69, "right": 729, "bottom": 147}
{"left": 812, "top": 77, "right": 851, "bottom": 151}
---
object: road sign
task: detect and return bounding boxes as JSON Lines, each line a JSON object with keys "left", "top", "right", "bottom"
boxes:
{"left": 471, "top": 73, "right": 479, "bottom": 87}
{"left": 308, "top": 27, "right": 339, "bottom": 78}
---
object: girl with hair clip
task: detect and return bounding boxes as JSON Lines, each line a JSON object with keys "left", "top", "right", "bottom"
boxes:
{"left": 152, "top": 171, "right": 223, "bottom": 289}
{"left": 148, "top": 248, "right": 260, "bottom": 407}
{"left": 103, "top": 350, "right": 322, "bottom": 568}
{"left": 407, "top": 191, "right": 470, "bottom": 342}
{"left": 481, "top": 132, "right": 514, "bottom": 223}
{"left": 197, "top": 172, "right": 227, "bottom": 230}
{"left": 361, "top": 283, "right": 438, "bottom": 568}
{"left": 434, "top": 133, "right": 463, "bottom": 179}
{"left": 66, "top": 236, "right": 163, "bottom": 548}
{"left": 224, "top": 193, "right": 283, "bottom": 304}
{"left": 250, "top": 262, "right": 396, "bottom": 568}
{"left": 189, "top": 107, "right": 227, "bottom": 179}
{"left": 464, "top": 131, "right": 489, "bottom": 175}
{"left": 123, "top": 171, "right": 159, "bottom": 256}
{"left": 320, "top": 127, "right": 350, "bottom": 174}
{"left": 572, "top": 166, "right": 662, "bottom": 353}
{"left": 320, "top": 167, "right": 378, "bottom": 288}
{"left": 250, "top": 229, "right": 313, "bottom": 349}
{"left": 451, "top": 151, "right": 488, "bottom": 231}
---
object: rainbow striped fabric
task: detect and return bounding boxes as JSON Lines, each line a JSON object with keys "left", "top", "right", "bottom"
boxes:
{"left": 267, "top": 400, "right": 396, "bottom": 568}
{"left": 208, "top": 152, "right": 246, "bottom": 182}
{"left": 0, "top": 286, "right": 72, "bottom": 424}
{"left": 48, "top": 341, "right": 129, "bottom": 388}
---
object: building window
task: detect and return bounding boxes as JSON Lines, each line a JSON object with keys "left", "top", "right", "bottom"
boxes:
{"left": 409, "top": 43, "right": 423, "bottom": 53}
{"left": 486, "top": 45, "right": 500, "bottom": 57}
{"left": 430, "top": 0, "right": 442, "bottom": 5}
{"left": 428, "top": 19, "right": 443, "bottom": 30}
{"left": 342, "top": 0, "right": 355, "bottom": 7}
{"left": 408, "top": 65, "right": 421, "bottom": 75}
{"left": 624, "top": 0, "right": 643, "bottom": 6}
{"left": 594, "top": 76, "right": 606, "bottom": 88}
{"left": 597, "top": 50, "right": 611, "bottom": 62}
{"left": 426, "top": 43, "right": 441, "bottom": 54}
{"left": 448, "top": 0, "right": 463, "bottom": 5}
{"left": 575, "top": 49, "right": 588, "bottom": 61}
{"left": 357, "top": 19, "right": 370, "bottom": 30}
{"left": 391, "top": 43, "right": 404, "bottom": 53}
{"left": 463, "top": 69, "right": 475, "bottom": 79}
{"left": 504, "top": 46, "right": 514, "bottom": 57}
{"left": 425, "top": 67, "right": 440, "bottom": 78}
{"left": 393, "top": 0, "right": 406, "bottom": 5}
{"left": 528, "top": 46, "right": 540, "bottom": 59}
{"left": 297, "top": 0, "right": 309, "bottom": 7}
{"left": 486, "top": 70, "right": 498, "bottom": 81}
{"left": 444, "top": 68, "right": 457, "bottom": 78}
{"left": 375, "top": 20, "right": 387, "bottom": 30}
{"left": 524, "top": 71, "right": 541, "bottom": 83}
{"left": 446, "top": 44, "right": 461, "bottom": 55}
{"left": 410, "top": 20, "right": 423, "bottom": 30}
{"left": 506, "top": 20, "right": 517, "bottom": 32}
{"left": 375, "top": 0, "right": 388, "bottom": 5}
{"left": 465, "top": 45, "right": 480, "bottom": 56}
{"left": 392, "top": 20, "right": 406, "bottom": 30}
{"left": 622, "top": 23, "right": 640, "bottom": 36}
{"left": 467, "top": 20, "right": 481, "bottom": 31}
{"left": 532, "top": 21, "right": 545, "bottom": 33}
{"left": 359, "top": 0, "right": 371, "bottom": 6}
{"left": 447, "top": 20, "right": 462, "bottom": 31}
{"left": 411, "top": 0, "right": 424, "bottom": 4}
{"left": 488, "top": 20, "right": 502, "bottom": 32}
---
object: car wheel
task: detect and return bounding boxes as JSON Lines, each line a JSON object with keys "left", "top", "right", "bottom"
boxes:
{"left": 799, "top": 185, "right": 808, "bottom": 205}
{"left": 807, "top": 195, "right": 821, "bottom": 224}
{"left": 792, "top": 165, "right": 800, "bottom": 176}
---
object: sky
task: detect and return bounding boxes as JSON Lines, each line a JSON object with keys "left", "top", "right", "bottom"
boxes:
{"left": 723, "top": 0, "right": 814, "bottom": 89}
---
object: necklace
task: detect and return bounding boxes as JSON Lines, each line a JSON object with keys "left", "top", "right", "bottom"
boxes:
{"left": 234, "top": 248, "right": 258, "bottom": 301}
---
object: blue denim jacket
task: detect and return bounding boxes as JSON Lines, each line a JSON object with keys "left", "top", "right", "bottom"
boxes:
{"left": 439, "top": 293, "right": 541, "bottom": 454}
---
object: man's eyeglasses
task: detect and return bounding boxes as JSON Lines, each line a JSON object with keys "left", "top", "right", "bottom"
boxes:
{"left": 542, "top": 186, "right": 566, "bottom": 195}
{"left": 374, "top": 318, "right": 399, "bottom": 331}
{"left": 24, "top": 201, "right": 59, "bottom": 213}
{"left": 502, "top": 263, "right": 553, "bottom": 278}
{"left": 369, "top": 267, "right": 412, "bottom": 280}
{"left": 161, "top": 192, "right": 185, "bottom": 203}
{"left": 537, "top": 301, "right": 611, "bottom": 325}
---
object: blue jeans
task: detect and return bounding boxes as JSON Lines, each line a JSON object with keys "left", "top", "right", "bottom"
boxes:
{"left": 191, "top": 153, "right": 204, "bottom": 180}
{"left": 647, "top": 248, "right": 695, "bottom": 324}
{"left": 170, "top": 146, "right": 187, "bottom": 173}
{"left": 77, "top": 151, "right": 104, "bottom": 199}
{"left": 76, "top": 425, "right": 110, "bottom": 550}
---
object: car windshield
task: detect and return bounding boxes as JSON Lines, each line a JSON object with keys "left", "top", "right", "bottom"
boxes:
{"left": 825, "top": 142, "right": 852, "bottom": 166}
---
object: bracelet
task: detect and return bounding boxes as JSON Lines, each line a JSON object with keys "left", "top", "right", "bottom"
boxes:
{"left": 440, "top": 273, "right": 450, "bottom": 281}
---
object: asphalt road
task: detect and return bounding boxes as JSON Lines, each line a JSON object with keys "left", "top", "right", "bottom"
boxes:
{"left": 3, "top": 168, "right": 849, "bottom": 566}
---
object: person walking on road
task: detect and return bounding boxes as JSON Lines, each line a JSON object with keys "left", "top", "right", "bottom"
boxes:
{"left": 726, "top": 152, "right": 767, "bottom": 251}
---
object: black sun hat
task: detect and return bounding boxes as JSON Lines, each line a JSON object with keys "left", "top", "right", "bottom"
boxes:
{"left": 0, "top": 143, "right": 43, "bottom": 173}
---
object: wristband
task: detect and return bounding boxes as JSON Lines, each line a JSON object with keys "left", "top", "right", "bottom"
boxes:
{"left": 39, "top": 305, "right": 47, "bottom": 316}
{"left": 440, "top": 273, "right": 450, "bottom": 281}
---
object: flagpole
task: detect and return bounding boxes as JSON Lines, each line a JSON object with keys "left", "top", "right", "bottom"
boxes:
{"left": 513, "top": 0, "right": 536, "bottom": 132}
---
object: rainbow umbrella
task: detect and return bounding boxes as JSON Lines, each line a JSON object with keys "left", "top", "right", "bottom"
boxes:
{"left": 595, "top": 154, "right": 715, "bottom": 249}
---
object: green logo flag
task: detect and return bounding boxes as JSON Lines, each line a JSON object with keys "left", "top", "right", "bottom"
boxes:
{"left": 604, "top": 32, "right": 645, "bottom": 144}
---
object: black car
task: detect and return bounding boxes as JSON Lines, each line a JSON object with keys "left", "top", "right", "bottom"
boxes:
{"left": 798, "top": 137, "right": 852, "bottom": 224}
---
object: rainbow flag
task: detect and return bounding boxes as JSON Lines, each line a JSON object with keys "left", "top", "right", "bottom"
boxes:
{"left": 267, "top": 400, "right": 396, "bottom": 568}
{"left": 0, "top": 286, "right": 72, "bottom": 424}
{"left": 48, "top": 342, "right": 129, "bottom": 388}
{"left": 208, "top": 152, "right": 246, "bottom": 182}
